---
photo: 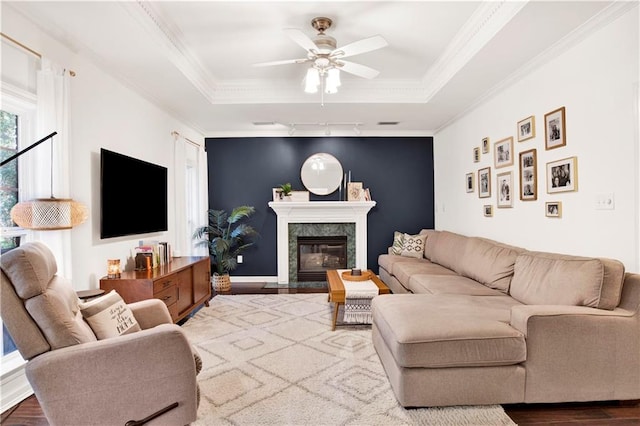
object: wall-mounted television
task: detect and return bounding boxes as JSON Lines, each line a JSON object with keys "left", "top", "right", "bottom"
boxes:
{"left": 100, "top": 148, "right": 168, "bottom": 239}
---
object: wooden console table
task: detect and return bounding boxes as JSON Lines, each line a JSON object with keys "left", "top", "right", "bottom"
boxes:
{"left": 100, "top": 256, "right": 211, "bottom": 323}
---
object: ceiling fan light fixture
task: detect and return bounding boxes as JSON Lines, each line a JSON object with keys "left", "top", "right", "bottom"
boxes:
{"left": 326, "top": 68, "right": 341, "bottom": 91}
{"left": 304, "top": 68, "right": 320, "bottom": 93}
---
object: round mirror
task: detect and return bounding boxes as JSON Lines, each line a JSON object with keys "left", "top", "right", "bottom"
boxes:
{"left": 300, "top": 153, "right": 343, "bottom": 195}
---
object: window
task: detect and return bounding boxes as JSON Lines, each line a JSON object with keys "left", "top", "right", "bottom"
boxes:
{"left": 0, "top": 110, "right": 21, "bottom": 250}
{"left": 0, "top": 92, "right": 35, "bottom": 366}
{"left": 0, "top": 109, "right": 22, "bottom": 358}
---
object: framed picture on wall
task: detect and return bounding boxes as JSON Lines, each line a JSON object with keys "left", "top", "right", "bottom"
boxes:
{"left": 519, "top": 149, "right": 537, "bottom": 201}
{"left": 547, "top": 156, "right": 578, "bottom": 193}
{"left": 545, "top": 106, "right": 566, "bottom": 150}
{"left": 483, "top": 205, "right": 493, "bottom": 217}
{"left": 478, "top": 167, "right": 491, "bottom": 198}
{"left": 482, "top": 137, "right": 490, "bottom": 154}
{"left": 517, "top": 115, "right": 535, "bottom": 142}
{"left": 545, "top": 201, "right": 562, "bottom": 218}
{"left": 494, "top": 137, "right": 514, "bottom": 168}
{"left": 497, "top": 171, "right": 513, "bottom": 208}
{"left": 466, "top": 172, "right": 474, "bottom": 193}
{"left": 473, "top": 147, "right": 480, "bottom": 163}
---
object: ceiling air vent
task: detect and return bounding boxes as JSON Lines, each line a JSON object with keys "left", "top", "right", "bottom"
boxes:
{"left": 377, "top": 121, "right": 400, "bottom": 126}
{"left": 252, "top": 121, "right": 276, "bottom": 126}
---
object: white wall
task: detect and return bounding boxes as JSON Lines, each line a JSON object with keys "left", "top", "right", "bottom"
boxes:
{"left": 2, "top": 6, "right": 204, "bottom": 289}
{"left": 434, "top": 7, "right": 639, "bottom": 272}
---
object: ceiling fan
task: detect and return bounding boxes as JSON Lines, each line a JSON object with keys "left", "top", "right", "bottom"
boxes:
{"left": 253, "top": 17, "right": 388, "bottom": 84}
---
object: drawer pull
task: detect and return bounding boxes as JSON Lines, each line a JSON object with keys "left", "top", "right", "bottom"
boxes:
{"left": 161, "top": 295, "right": 172, "bottom": 301}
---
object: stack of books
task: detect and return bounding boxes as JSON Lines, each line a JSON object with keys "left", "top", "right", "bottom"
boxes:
{"left": 133, "top": 240, "right": 171, "bottom": 270}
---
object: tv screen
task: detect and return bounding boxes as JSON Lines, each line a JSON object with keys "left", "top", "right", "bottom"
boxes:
{"left": 100, "top": 148, "right": 168, "bottom": 239}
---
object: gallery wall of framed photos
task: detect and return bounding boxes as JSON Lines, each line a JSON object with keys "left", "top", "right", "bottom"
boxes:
{"left": 466, "top": 104, "right": 576, "bottom": 219}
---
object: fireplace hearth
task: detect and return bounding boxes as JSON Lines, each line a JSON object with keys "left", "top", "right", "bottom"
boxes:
{"left": 297, "top": 236, "right": 347, "bottom": 281}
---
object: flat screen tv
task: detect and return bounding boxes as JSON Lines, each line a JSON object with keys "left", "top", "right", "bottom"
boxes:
{"left": 100, "top": 148, "right": 168, "bottom": 239}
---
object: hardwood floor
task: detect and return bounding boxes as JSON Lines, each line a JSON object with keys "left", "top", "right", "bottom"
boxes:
{"left": 3, "top": 282, "right": 639, "bottom": 425}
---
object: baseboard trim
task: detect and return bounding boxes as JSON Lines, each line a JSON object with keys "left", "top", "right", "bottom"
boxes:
{"left": 1, "top": 363, "right": 33, "bottom": 413}
{"left": 230, "top": 276, "right": 277, "bottom": 283}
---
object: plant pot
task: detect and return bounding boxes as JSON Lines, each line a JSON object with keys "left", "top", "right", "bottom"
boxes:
{"left": 212, "top": 273, "right": 231, "bottom": 292}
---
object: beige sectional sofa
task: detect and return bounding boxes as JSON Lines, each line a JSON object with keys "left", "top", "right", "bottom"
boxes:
{"left": 373, "top": 230, "right": 640, "bottom": 407}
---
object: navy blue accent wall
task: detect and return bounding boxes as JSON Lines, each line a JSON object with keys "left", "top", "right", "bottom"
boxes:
{"left": 204, "top": 136, "right": 434, "bottom": 276}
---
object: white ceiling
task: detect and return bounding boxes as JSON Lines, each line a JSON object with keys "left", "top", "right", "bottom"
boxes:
{"left": 6, "top": 1, "right": 618, "bottom": 136}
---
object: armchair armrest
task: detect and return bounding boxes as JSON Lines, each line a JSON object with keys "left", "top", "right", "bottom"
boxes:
{"left": 129, "top": 299, "right": 173, "bottom": 329}
{"left": 509, "top": 304, "right": 640, "bottom": 403}
{"left": 26, "top": 324, "right": 198, "bottom": 426}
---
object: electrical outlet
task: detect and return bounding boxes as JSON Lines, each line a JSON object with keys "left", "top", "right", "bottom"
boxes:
{"left": 595, "top": 193, "right": 615, "bottom": 210}
{"left": 237, "top": 255, "right": 243, "bottom": 264}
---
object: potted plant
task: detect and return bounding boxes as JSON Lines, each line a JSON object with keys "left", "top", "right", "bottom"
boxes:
{"left": 193, "top": 205, "right": 259, "bottom": 292}
{"left": 277, "top": 182, "right": 293, "bottom": 200}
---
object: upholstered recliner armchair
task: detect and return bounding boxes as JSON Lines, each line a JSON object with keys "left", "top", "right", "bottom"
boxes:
{"left": 0, "top": 242, "right": 201, "bottom": 425}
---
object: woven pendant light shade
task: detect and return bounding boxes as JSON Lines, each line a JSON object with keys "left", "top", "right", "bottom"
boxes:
{"left": 10, "top": 198, "right": 89, "bottom": 230}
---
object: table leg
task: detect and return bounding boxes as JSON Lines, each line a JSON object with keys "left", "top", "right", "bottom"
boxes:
{"left": 332, "top": 302, "right": 341, "bottom": 331}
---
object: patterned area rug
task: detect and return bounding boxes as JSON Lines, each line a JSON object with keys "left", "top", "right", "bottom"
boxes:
{"left": 182, "top": 294, "right": 516, "bottom": 425}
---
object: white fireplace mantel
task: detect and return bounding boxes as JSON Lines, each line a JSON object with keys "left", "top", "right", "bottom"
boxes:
{"left": 268, "top": 201, "right": 376, "bottom": 284}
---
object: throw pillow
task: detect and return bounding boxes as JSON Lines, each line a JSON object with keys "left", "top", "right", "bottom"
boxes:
{"left": 391, "top": 231, "right": 404, "bottom": 255}
{"left": 401, "top": 233, "right": 427, "bottom": 258}
{"left": 79, "top": 290, "right": 141, "bottom": 339}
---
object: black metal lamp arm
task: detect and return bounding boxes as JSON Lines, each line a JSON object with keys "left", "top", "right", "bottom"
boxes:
{"left": 0, "top": 131, "right": 57, "bottom": 168}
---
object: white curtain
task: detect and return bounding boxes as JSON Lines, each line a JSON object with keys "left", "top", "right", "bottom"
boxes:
{"left": 173, "top": 135, "right": 208, "bottom": 257}
{"left": 24, "top": 58, "right": 72, "bottom": 277}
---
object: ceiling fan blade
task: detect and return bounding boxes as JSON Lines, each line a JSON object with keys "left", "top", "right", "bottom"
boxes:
{"left": 283, "top": 28, "right": 318, "bottom": 53}
{"left": 332, "top": 35, "right": 388, "bottom": 59}
{"left": 338, "top": 60, "right": 380, "bottom": 79}
{"left": 253, "top": 58, "right": 310, "bottom": 67}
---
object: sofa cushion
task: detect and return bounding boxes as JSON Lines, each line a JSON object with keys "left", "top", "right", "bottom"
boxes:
{"left": 510, "top": 251, "right": 625, "bottom": 310}
{"left": 429, "top": 231, "right": 469, "bottom": 273}
{"left": 457, "top": 237, "right": 521, "bottom": 293}
{"left": 400, "top": 233, "right": 427, "bottom": 258}
{"left": 393, "top": 261, "right": 457, "bottom": 286}
{"left": 408, "top": 274, "right": 507, "bottom": 296}
{"left": 420, "top": 229, "right": 439, "bottom": 260}
{"left": 391, "top": 231, "right": 404, "bottom": 255}
{"left": 372, "top": 294, "right": 526, "bottom": 368}
{"left": 378, "top": 254, "right": 428, "bottom": 276}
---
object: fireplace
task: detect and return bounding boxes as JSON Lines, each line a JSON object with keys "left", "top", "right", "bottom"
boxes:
{"left": 268, "top": 201, "right": 376, "bottom": 284}
{"left": 297, "top": 236, "right": 347, "bottom": 281}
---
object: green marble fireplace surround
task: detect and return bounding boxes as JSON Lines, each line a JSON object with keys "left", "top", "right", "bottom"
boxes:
{"left": 288, "top": 223, "right": 355, "bottom": 283}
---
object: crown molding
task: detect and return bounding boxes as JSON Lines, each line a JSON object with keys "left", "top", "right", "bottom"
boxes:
{"left": 434, "top": 0, "right": 638, "bottom": 134}
{"left": 421, "top": 0, "right": 528, "bottom": 103}
{"left": 121, "top": 1, "right": 218, "bottom": 104}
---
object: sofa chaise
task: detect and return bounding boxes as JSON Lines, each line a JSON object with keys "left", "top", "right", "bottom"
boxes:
{"left": 373, "top": 230, "right": 640, "bottom": 407}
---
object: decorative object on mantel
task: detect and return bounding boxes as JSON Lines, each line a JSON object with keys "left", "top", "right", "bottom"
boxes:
{"left": 193, "top": 206, "right": 259, "bottom": 292}
{"left": 1, "top": 131, "right": 88, "bottom": 230}
{"left": 300, "top": 152, "right": 343, "bottom": 195}
{"left": 348, "top": 182, "right": 365, "bottom": 201}
{"left": 273, "top": 182, "right": 293, "bottom": 201}
{"left": 289, "top": 190, "right": 309, "bottom": 201}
